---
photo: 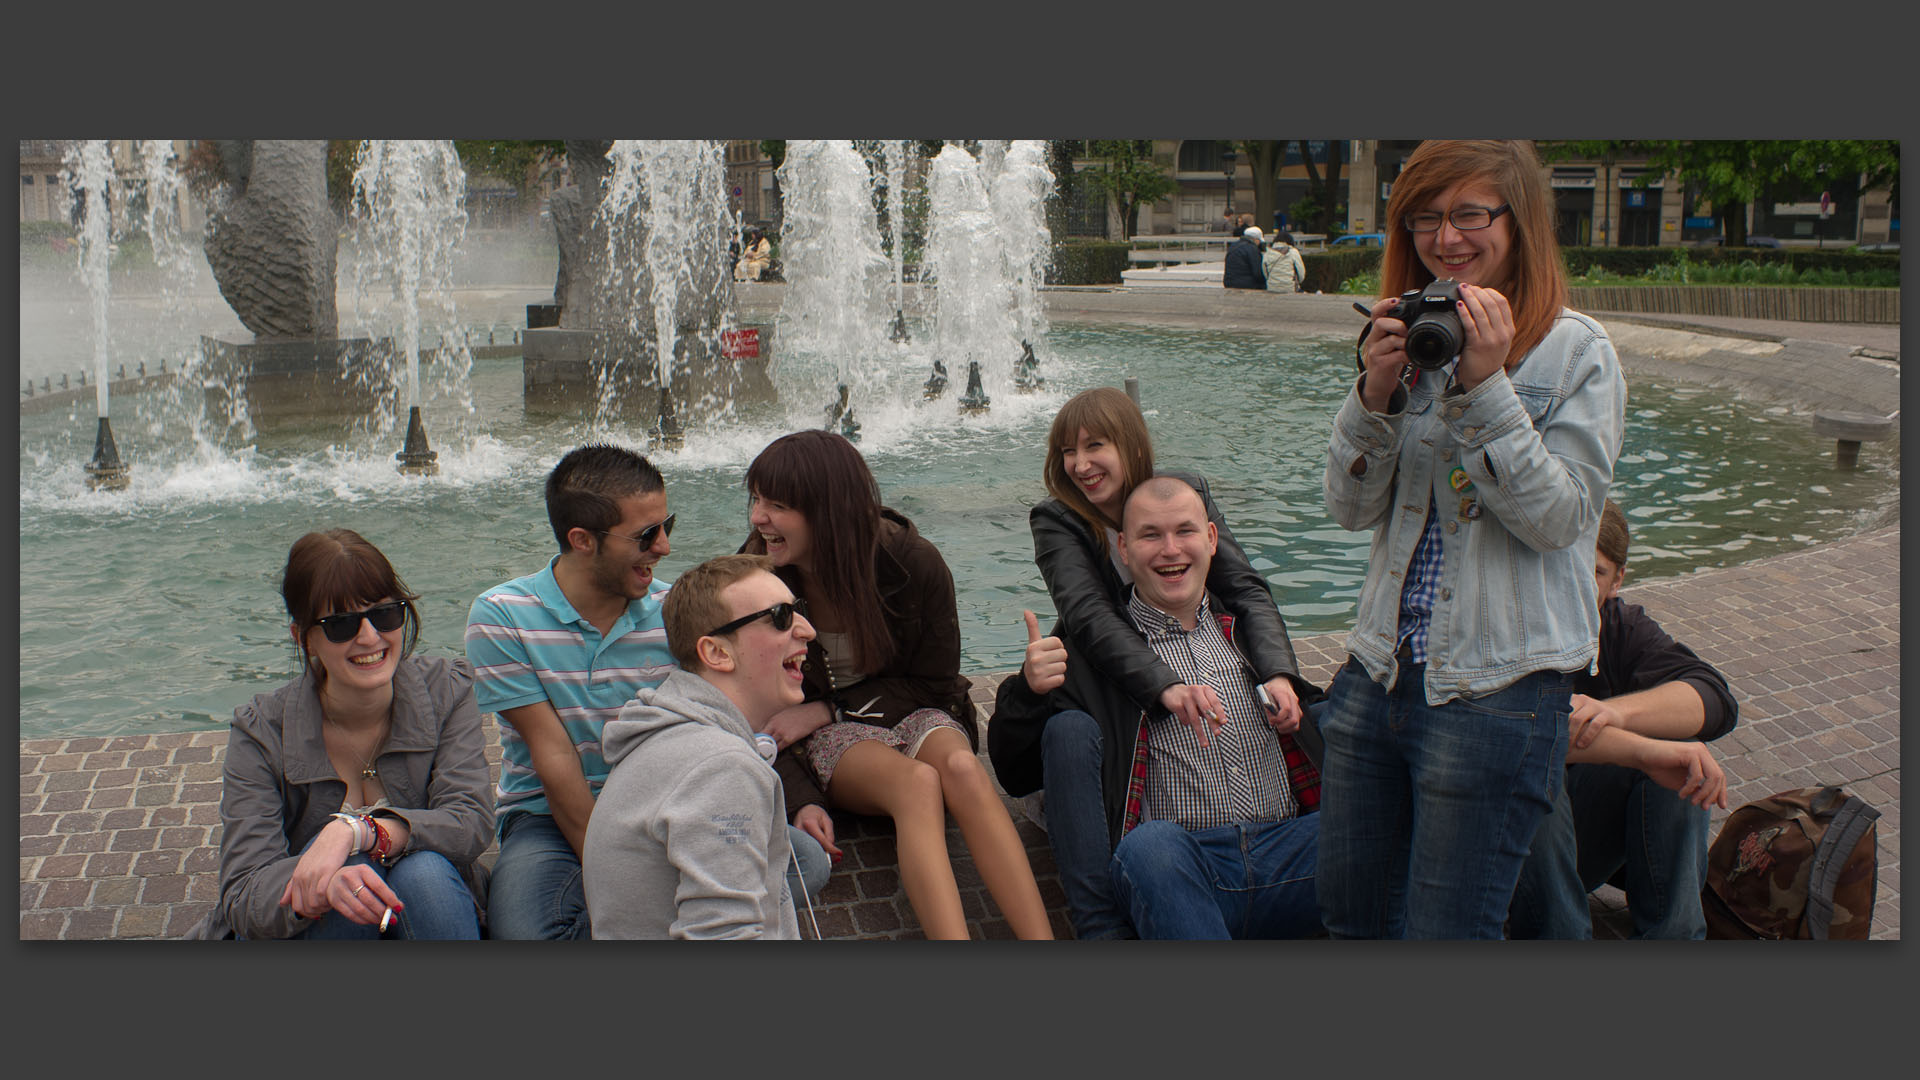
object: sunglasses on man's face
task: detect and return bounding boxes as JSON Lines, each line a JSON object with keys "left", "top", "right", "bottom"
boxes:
{"left": 598, "top": 513, "right": 676, "bottom": 550}
{"left": 705, "top": 598, "right": 807, "bottom": 639}
{"left": 315, "top": 601, "right": 408, "bottom": 644}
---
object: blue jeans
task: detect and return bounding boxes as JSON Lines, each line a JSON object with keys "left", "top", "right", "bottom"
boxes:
{"left": 1110, "top": 818, "right": 1321, "bottom": 939}
{"left": 1316, "top": 658, "right": 1571, "bottom": 939}
{"left": 491, "top": 811, "right": 831, "bottom": 940}
{"left": 1509, "top": 762, "right": 1709, "bottom": 939}
{"left": 489, "top": 812, "right": 590, "bottom": 940}
{"left": 294, "top": 851, "right": 480, "bottom": 941}
{"left": 1040, "top": 710, "right": 1134, "bottom": 940}
{"left": 786, "top": 825, "right": 831, "bottom": 908}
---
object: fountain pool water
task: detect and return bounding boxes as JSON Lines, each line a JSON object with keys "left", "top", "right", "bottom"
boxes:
{"left": 18, "top": 318, "right": 1899, "bottom": 740}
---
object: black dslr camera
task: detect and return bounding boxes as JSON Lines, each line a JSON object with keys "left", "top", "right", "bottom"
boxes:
{"left": 1385, "top": 278, "right": 1464, "bottom": 370}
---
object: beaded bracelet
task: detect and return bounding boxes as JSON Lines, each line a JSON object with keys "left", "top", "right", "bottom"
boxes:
{"left": 368, "top": 818, "right": 392, "bottom": 862}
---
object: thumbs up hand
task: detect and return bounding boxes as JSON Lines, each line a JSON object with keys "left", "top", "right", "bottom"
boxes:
{"left": 1021, "top": 610, "right": 1068, "bottom": 695}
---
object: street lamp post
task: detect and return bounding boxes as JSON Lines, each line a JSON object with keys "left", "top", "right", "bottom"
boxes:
{"left": 1222, "top": 146, "right": 1238, "bottom": 226}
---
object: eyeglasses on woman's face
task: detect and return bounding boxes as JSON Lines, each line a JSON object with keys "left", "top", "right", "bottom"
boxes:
{"left": 1403, "top": 204, "right": 1511, "bottom": 232}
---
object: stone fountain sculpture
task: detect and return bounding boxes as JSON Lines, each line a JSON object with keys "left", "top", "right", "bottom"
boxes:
{"left": 199, "top": 139, "right": 387, "bottom": 425}
{"left": 203, "top": 140, "right": 339, "bottom": 339}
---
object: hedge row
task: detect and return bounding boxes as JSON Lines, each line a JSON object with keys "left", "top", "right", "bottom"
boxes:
{"left": 1559, "top": 245, "right": 1898, "bottom": 276}
{"left": 1301, "top": 248, "right": 1382, "bottom": 293}
{"left": 1048, "top": 240, "right": 1131, "bottom": 285}
{"left": 1297, "top": 244, "right": 1897, "bottom": 294}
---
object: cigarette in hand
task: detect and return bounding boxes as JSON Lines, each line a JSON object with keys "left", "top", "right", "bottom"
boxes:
{"left": 380, "top": 907, "right": 395, "bottom": 933}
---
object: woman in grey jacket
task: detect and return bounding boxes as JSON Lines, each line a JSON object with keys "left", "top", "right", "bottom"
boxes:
{"left": 1319, "top": 139, "right": 1626, "bottom": 939}
{"left": 201, "top": 529, "right": 493, "bottom": 940}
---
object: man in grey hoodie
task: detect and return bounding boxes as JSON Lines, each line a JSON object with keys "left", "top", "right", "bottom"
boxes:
{"left": 582, "top": 554, "right": 813, "bottom": 939}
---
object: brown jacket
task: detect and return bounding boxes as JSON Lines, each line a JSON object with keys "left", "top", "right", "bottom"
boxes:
{"left": 194, "top": 655, "right": 494, "bottom": 939}
{"left": 752, "top": 509, "right": 975, "bottom": 816}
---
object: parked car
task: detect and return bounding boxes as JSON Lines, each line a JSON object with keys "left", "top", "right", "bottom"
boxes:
{"left": 1746, "top": 236, "right": 1783, "bottom": 249}
{"left": 1855, "top": 242, "right": 1900, "bottom": 253}
{"left": 1331, "top": 233, "right": 1385, "bottom": 247}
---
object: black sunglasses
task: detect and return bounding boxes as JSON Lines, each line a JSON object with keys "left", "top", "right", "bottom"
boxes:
{"left": 705, "top": 598, "right": 808, "bottom": 638}
{"left": 315, "top": 601, "right": 408, "bottom": 644}
{"left": 598, "top": 513, "right": 676, "bottom": 550}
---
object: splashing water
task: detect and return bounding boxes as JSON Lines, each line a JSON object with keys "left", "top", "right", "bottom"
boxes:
{"left": 924, "top": 144, "right": 1017, "bottom": 401}
{"left": 599, "top": 140, "right": 733, "bottom": 430}
{"left": 346, "top": 140, "right": 473, "bottom": 437}
{"left": 886, "top": 140, "right": 912, "bottom": 320}
{"left": 991, "top": 140, "right": 1055, "bottom": 351}
{"left": 65, "top": 140, "right": 115, "bottom": 419}
{"left": 775, "top": 140, "right": 894, "bottom": 427}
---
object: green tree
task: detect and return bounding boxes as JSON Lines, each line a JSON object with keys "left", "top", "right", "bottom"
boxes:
{"left": 1236, "top": 140, "right": 1286, "bottom": 234}
{"left": 1084, "top": 139, "right": 1177, "bottom": 239}
{"left": 1631, "top": 140, "right": 1897, "bottom": 246}
{"left": 451, "top": 140, "right": 565, "bottom": 196}
{"left": 1296, "top": 140, "right": 1345, "bottom": 235}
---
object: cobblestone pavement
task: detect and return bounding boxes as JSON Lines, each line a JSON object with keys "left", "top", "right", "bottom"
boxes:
{"left": 19, "top": 524, "right": 1897, "bottom": 941}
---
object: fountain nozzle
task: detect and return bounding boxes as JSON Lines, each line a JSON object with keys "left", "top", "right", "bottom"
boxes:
{"left": 823, "top": 383, "right": 861, "bottom": 442}
{"left": 958, "top": 360, "right": 991, "bottom": 415}
{"left": 923, "top": 358, "right": 950, "bottom": 400}
{"left": 650, "top": 386, "right": 686, "bottom": 452}
{"left": 395, "top": 405, "right": 440, "bottom": 476}
{"left": 84, "top": 417, "right": 131, "bottom": 491}
{"left": 1014, "top": 340, "right": 1044, "bottom": 393}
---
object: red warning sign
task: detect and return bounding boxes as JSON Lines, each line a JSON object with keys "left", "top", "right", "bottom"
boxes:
{"left": 722, "top": 328, "right": 761, "bottom": 359}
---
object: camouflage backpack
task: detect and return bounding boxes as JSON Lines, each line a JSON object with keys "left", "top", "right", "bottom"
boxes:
{"left": 1702, "top": 785, "right": 1880, "bottom": 940}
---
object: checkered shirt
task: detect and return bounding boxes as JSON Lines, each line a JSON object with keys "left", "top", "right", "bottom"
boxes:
{"left": 1396, "top": 497, "right": 1444, "bottom": 663}
{"left": 1119, "top": 589, "right": 1300, "bottom": 830}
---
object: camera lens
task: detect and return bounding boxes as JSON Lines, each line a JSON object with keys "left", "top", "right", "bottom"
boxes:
{"left": 1404, "top": 312, "right": 1462, "bottom": 370}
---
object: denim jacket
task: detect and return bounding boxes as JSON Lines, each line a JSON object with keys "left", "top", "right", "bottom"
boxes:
{"left": 1323, "top": 309, "right": 1626, "bottom": 704}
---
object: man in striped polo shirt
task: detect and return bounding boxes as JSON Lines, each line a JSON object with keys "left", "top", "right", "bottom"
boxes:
{"left": 1096, "top": 476, "right": 1322, "bottom": 938}
{"left": 465, "top": 445, "right": 680, "bottom": 939}
{"left": 470, "top": 446, "right": 830, "bottom": 939}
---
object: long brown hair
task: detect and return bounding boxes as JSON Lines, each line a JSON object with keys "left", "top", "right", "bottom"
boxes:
{"left": 282, "top": 528, "right": 420, "bottom": 683}
{"left": 743, "top": 430, "right": 894, "bottom": 671}
{"left": 1381, "top": 139, "right": 1567, "bottom": 364}
{"left": 1043, "top": 387, "right": 1155, "bottom": 554}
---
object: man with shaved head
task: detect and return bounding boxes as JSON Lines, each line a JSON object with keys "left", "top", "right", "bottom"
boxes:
{"left": 996, "top": 475, "right": 1323, "bottom": 938}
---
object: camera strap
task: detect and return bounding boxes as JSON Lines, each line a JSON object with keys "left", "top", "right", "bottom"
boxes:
{"left": 1352, "top": 302, "right": 1418, "bottom": 388}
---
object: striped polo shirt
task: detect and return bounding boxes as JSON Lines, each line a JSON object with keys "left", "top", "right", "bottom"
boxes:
{"left": 464, "top": 556, "right": 675, "bottom": 831}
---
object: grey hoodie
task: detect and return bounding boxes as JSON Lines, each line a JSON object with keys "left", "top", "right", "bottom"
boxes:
{"left": 582, "top": 669, "right": 801, "bottom": 939}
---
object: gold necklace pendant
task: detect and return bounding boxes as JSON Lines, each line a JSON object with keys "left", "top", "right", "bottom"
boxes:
{"left": 362, "top": 763, "right": 380, "bottom": 781}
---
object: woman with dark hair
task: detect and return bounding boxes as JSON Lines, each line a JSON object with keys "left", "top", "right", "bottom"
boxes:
{"left": 1319, "top": 139, "right": 1627, "bottom": 938}
{"left": 197, "top": 529, "right": 493, "bottom": 940}
{"left": 987, "top": 386, "right": 1316, "bottom": 939}
{"left": 742, "top": 430, "right": 1051, "bottom": 939}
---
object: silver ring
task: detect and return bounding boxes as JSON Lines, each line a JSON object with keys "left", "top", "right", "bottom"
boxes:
{"left": 352, "top": 884, "right": 365, "bottom": 897}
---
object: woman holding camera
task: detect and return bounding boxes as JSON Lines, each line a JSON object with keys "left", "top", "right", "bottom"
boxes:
{"left": 199, "top": 529, "right": 493, "bottom": 940}
{"left": 1318, "top": 139, "right": 1626, "bottom": 938}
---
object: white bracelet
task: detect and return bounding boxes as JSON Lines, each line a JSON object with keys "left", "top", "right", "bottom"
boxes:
{"left": 331, "top": 811, "right": 368, "bottom": 853}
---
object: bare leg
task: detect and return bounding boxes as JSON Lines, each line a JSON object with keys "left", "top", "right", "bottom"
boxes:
{"left": 827, "top": 739, "right": 969, "bottom": 939}
{"left": 916, "top": 727, "right": 1054, "bottom": 939}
